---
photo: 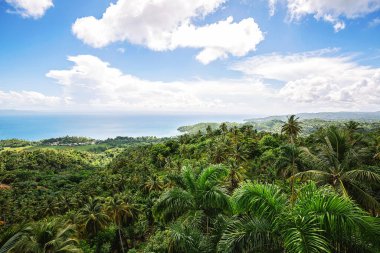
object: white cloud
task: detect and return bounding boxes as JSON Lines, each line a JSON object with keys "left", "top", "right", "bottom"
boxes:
{"left": 72, "top": 0, "right": 264, "bottom": 64}
{"left": 43, "top": 53, "right": 380, "bottom": 114}
{"left": 5, "top": 49, "right": 380, "bottom": 114}
{"left": 231, "top": 49, "right": 380, "bottom": 110}
{"left": 46, "top": 55, "right": 274, "bottom": 113}
{"left": 5, "top": 0, "right": 53, "bottom": 19}
{"left": 268, "top": 0, "right": 277, "bottom": 16}
{"left": 7, "top": 51, "right": 380, "bottom": 114}
{"left": 0, "top": 90, "right": 60, "bottom": 109}
{"left": 369, "top": 17, "right": 380, "bottom": 27}
{"left": 270, "top": 0, "right": 380, "bottom": 31}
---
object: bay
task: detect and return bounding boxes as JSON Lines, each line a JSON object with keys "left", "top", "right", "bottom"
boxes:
{"left": 0, "top": 113, "right": 248, "bottom": 140}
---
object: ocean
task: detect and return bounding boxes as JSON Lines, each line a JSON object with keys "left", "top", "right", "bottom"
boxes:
{"left": 0, "top": 113, "right": 248, "bottom": 140}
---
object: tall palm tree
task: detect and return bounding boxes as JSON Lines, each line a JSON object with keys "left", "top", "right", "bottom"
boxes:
{"left": 218, "top": 181, "right": 380, "bottom": 253}
{"left": 105, "top": 193, "right": 138, "bottom": 252}
{"left": 281, "top": 115, "right": 302, "bottom": 143}
{"left": 206, "top": 125, "right": 213, "bottom": 136}
{"left": 275, "top": 144, "right": 304, "bottom": 202}
{"left": 209, "top": 140, "right": 229, "bottom": 164}
{"left": 0, "top": 219, "right": 81, "bottom": 253}
{"left": 294, "top": 127, "right": 380, "bottom": 212}
{"left": 78, "top": 197, "right": 109, "bottom": 237}
{"left": 219, "top": 123, "right": 228, "bottom": 134}
{"left": 275, "top": 144, "right": 304, "bottom": 179}
{"left": 154, "top": 166, "right": 231, "bottom": 229}
{"left": 226, "top": 158, "right": 245, "bottom": 192}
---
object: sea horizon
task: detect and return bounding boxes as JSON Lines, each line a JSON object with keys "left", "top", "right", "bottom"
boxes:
{"left": 0, "top": 113, "right": 252, "bottom": 141}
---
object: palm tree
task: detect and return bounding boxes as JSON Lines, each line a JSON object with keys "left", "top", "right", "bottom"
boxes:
{"left": 167, "top": 219, "right": 211, "bottom": 253}
{"left": 275, "top": 144, "right": 304, "bottom": 179}
{"left": 345, "top": 120, "right": 360, "bottom": 133}
{"left": 218, "top": 181, "right": 380, "bottom": 253}
{"left": 209, "top": 140, "right": 229, "bottom": 164}
{"left": 275, "top": 144, "right": 304, "bottom": 202}
{"left": 77, "top": 197, "right": 109, "bottom": 237}
{"left": 39, "top": 196, "right": 60, "bottom": 217}
{"left": 281, "top": 115, "right": 302, "bottom": 143}
{"left": 226, "top": 158, "right": 245, "bottom": 192}
{"left": 219, "top": 123, "right": 228, "bottom": 134}
{"left": 154, "top": 166, "right": 231, "bottom": 230}
{"left": 206, "top": 125, "right": 213, "bottom": 136}
{"left": 0, "top": 219, "right": 81, "bottom": 253}
{"left": 143, "top": 175, "right": 164, "bottom": 194}
{"left": 294, "top": 127, "right": 380, "bottom": 212}
{"left": 105, "top": 193, "right": 138, "bottom": 252}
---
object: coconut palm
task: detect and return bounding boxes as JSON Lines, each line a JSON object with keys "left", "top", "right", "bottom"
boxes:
{"left": 226, "top": 158, "right": 245, "bottom": 192}
{"left": 281, "top": 115, "right": 302, "bottom": 143}
{"left": 275, "top": 144, "right": 304, "bottom": 179}
{"left": 294, "top": 127, "right": 380, "bottom": 211}
{"left": 218, "top": 181, "right": 380, "bottom": 253}
{"left": 209, "top": 141, "right": 229, "bottom": 164}
{"left": 105, "top": 193, "right": 138, "bottom": 252}
{"left": 275, "top": 144, "right": 304, "bottom": 201}
{"left": 143, "top": 175, "right": 164, "bottom": 194}
{"left": 77, "top": 197, "right": 109, "bottom": 237}
{"left": 219, "top": 123, "right": 228, "bottom": 134}
{"left": 0, "top": 219, "right": 81, "bottom": 253}
{"left": 154, "top": 166, "right": 231, "bottom": 227}
{"left": 345, "top": 120, "right": 361, "bottom": 133}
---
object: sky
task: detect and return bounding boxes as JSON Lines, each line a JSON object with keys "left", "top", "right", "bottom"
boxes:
{"left": 0, "top": 0, "right": 380, "bottom": 115}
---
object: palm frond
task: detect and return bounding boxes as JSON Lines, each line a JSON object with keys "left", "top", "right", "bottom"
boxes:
{"left": 300, "top": 187, "right": 380, "bottom": 248}
{"left": 294, "top": 170, "right": 330, "bottom": 183}
{"left": 0, "top": 230, "right": 25, "bottom": 253}
{"left": 218, "top": 215, "right": 280, "bottom": 253}
{"left": 344, "top": 169, "right": 380, "bottom": 185}
{"left": 345, "top": 181, "right": 380, "bottom": 212}
{"left": 154, "top": 188, "right": 195, "bottom": 222}
{"left": 197, "top": 165, "right": 228, "bottom": 190}
{"left": 233, "top": 182, "right": 286, "bottom": 220}
{"left": 283, "top": 215, "right": 330, "bottom": 253}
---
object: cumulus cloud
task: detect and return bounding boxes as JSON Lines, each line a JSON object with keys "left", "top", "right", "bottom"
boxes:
{"left": 5, "top": 0, "right": 53, "bottom": 19}
{"left": 231, "top": 49, "right": 380, "bottom": 109}
{"left": 43, "top": 53, "right": 380, "bottom": 114}
{"left": 46, "top": 55, "right": 274, "bottom": 113}
{"left": 6, "top": 51, "right": 378, "bottom": 113}
{"left": 270, "top": 0, "right": 380, "bottom": 31}
{"left": 72, "top": 0, "right": 264, "bottom": 64}
{"left": 0, "top": 90, "right": 60, "bottom": 109}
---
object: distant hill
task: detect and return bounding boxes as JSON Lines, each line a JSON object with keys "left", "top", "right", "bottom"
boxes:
{"left": 179, "top": 111, "right": 380, "bottom": 135}
{"left": 245, "top": 111, "right": 380, "bottom": 122}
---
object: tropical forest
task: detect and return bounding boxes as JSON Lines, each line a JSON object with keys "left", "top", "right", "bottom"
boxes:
{"left": 0, "top": 116, "right": 380, "bottom": 253}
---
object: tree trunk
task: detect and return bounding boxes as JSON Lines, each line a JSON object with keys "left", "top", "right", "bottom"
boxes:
{"left": 118, "top": 222, "right": 125, "bottom": 253}
{"left": 290, "top": 159, "right": 296, "bottom": 204}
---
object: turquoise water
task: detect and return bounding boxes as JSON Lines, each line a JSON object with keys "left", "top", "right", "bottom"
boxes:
{"left": 0, "top": 113, "right": 248, "bottom": 140}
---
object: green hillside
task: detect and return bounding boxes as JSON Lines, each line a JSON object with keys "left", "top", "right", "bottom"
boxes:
{"left": 1, "top": 119, "right": 380, "bottom": 253}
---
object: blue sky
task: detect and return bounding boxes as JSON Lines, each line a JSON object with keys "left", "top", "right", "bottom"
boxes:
{"left": 0, "top": 0, "right": 380, "bottom": 115}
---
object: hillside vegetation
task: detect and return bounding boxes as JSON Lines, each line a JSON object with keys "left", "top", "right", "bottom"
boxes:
{"left": 0, "top": 118, "right": 380, "bottom": 253}
{"left": 179, "top": 118, "right": 380, "bottom": 135}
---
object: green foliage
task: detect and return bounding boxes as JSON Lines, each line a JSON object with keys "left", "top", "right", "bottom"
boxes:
{"left": 0, "top": 139, "right": 31, "bottom": 148}
{"left": 1, "top": 122, "right": 380, "bottom": 253}
{"left": 41, "top": 136, "right": 95, "bottom": 145}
